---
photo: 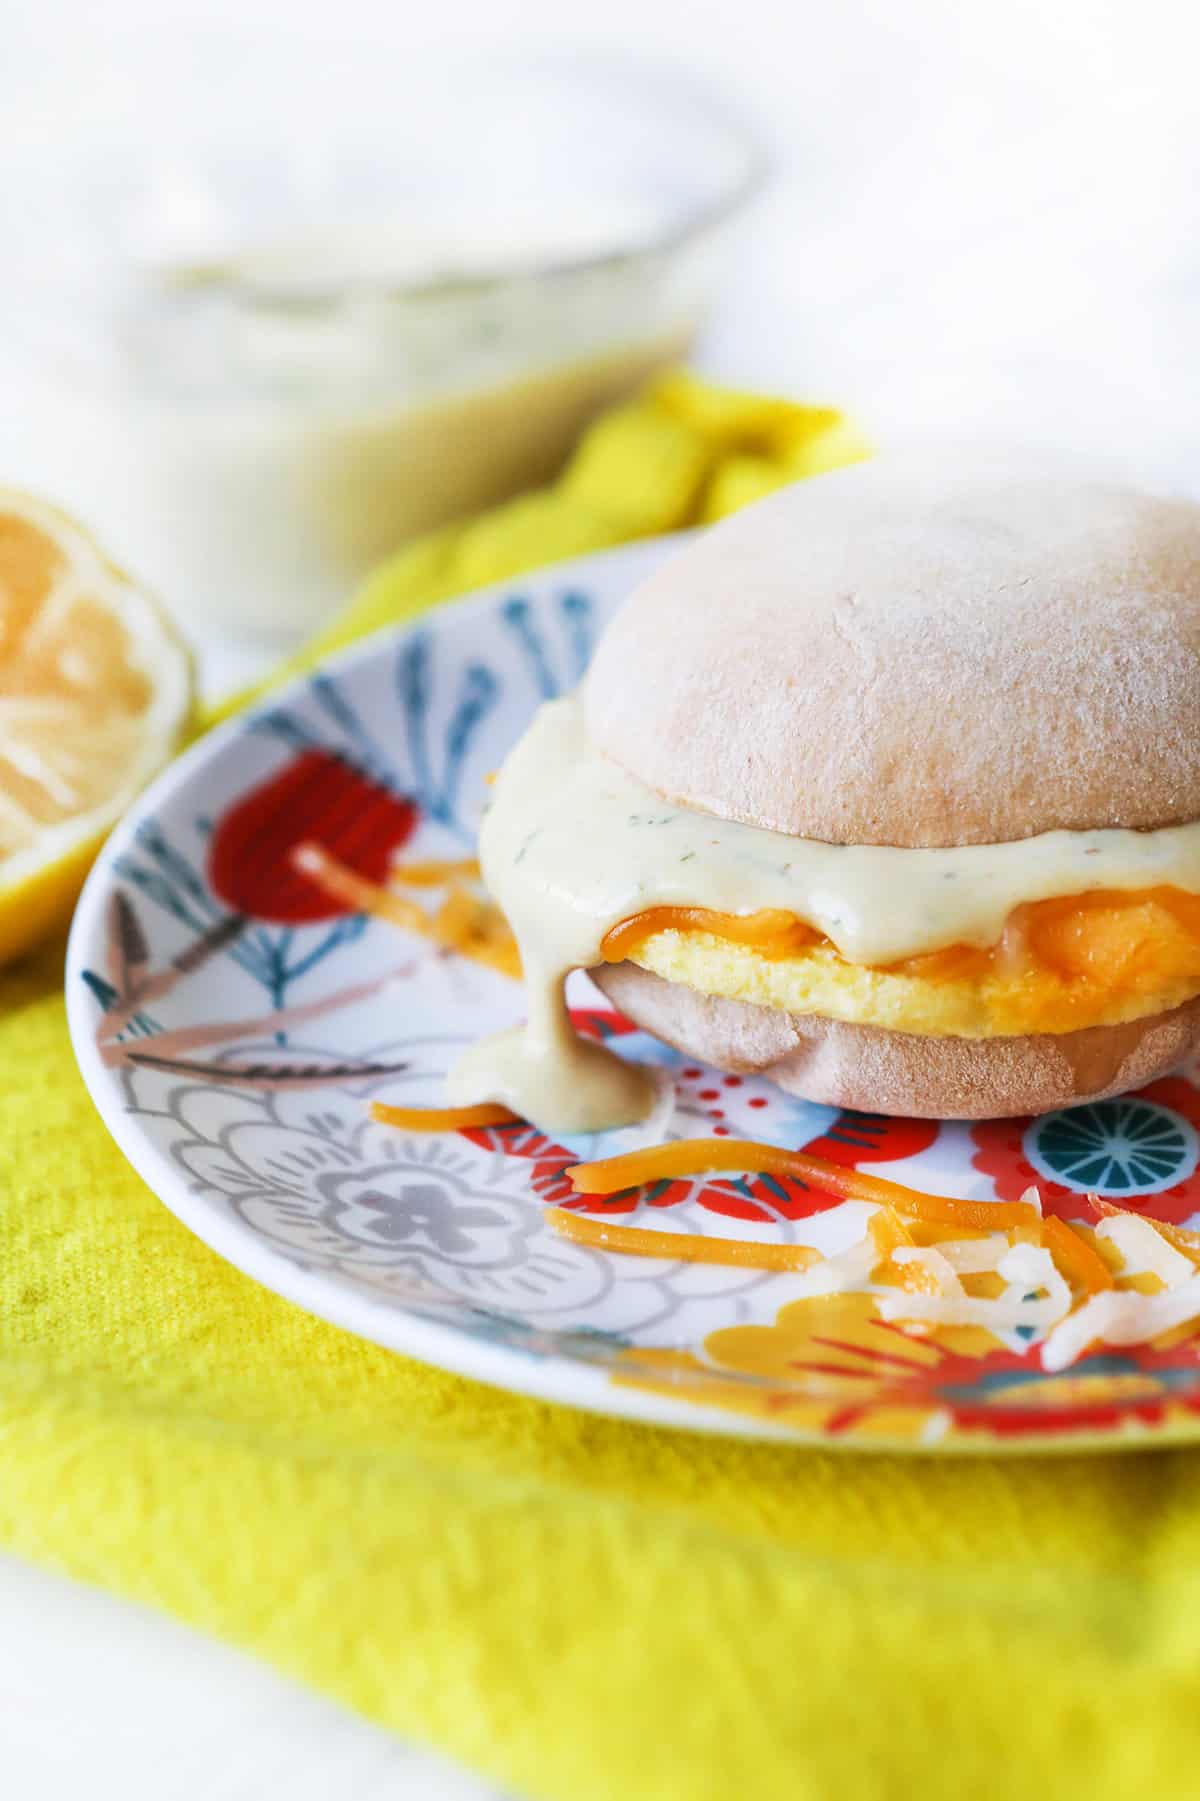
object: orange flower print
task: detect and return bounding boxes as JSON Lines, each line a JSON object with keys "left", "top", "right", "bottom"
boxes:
{"left": 614, "top": 1290, "right": 1200, "bottom": 1445}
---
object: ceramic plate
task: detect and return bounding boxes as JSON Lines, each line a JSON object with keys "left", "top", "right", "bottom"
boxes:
{"left": 67, "top": 539, "right": 1200, "bottom": 1451}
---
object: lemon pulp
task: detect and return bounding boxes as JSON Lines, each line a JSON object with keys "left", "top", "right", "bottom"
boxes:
{"left": 0, "top": 495, "right": 192, "bottom": 964}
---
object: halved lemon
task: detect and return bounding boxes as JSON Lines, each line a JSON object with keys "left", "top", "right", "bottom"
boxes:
{"left": 0, "top": 490, "right": 193, "bottom": 965}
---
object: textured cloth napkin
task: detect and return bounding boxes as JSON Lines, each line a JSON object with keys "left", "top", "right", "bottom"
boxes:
{"left": 4, "top": 375, "right": 1198, "bottom": 1801}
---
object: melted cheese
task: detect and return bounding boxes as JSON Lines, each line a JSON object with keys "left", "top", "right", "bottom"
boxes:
{"left": 449, "top": 696, "right": 1200, "bottom": 1131}
{"left": 621, "top": 892, "right": 1200, "bottom": 1038}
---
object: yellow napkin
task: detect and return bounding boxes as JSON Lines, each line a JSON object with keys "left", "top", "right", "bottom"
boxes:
{"left": 3, "top": 375, "right": 1196, "bottom": 1801}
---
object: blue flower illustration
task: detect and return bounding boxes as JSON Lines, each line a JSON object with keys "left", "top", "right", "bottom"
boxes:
{"left": 1026, "top": 1098, "right": 1200, "bottom": 1196}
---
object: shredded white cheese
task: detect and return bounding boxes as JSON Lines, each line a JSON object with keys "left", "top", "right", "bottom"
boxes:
{"left": 1096, "top": 1215, "right": 1194, "bottom": 1289}
{"left": 789, "top": 1234, "right": 881, "bottom": 1298}
{"left": 934, "top": 1234, "right": 1015, "bottom": 1274}
{"left": 877, "top": 1245, "right": 1072, "bottom": 1332}
{"left": 890, "top": 1245, "right": 965, "bottom": 1294}
{"left": 1041, "top": 1275, "right": 1200, "bottom": 1372}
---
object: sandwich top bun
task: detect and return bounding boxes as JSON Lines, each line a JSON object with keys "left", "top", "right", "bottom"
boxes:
{"left": 583, "top": 463, "right": 1200, "bottom": 849}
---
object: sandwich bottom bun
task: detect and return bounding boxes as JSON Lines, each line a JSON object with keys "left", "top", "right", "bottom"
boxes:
{"left": 591, "top": 963, "right": 1200, "bottom": 1120}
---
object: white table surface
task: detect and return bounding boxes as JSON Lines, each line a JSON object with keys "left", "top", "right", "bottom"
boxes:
{"left": 0, "top": 1557, "right": 504, "bottom": 1801}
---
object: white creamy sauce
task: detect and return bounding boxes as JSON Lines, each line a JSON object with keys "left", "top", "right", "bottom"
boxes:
{"left": 449, "top": 695, "right": 1200, "bottom": 1132}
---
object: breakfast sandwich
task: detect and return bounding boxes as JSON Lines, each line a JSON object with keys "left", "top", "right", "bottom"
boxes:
{"left": 451, "top": 461, "right": 1200, "bottom": 1129}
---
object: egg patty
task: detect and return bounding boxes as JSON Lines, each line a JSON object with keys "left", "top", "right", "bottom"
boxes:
{"left": 612, "top": 889, "right": 1200, "bottom": 1038}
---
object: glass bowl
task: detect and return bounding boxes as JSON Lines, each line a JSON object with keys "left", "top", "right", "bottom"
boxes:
{"left": 2, "top": 51, "right": 765, "bottom": 642}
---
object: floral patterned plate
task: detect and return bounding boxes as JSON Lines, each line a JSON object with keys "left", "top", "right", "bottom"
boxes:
{"left": 67, "top": 540, "right": 1200, "bottom": 1452}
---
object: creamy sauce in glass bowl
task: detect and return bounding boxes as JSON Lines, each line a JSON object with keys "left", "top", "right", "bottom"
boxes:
{"left": 5, "top": 55, "right": 763, "bottom": 641}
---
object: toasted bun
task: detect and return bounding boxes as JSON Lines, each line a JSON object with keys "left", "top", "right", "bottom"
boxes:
{"left": 584, "top": 460, "right": 1200, "bottom": 848}
{"left": 592, "top": 964, "right": 1200, "bottom": 1119}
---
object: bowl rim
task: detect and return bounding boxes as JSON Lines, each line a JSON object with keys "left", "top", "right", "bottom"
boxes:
{"left": 158, "top": 51, "right": 771, "bottom": 313}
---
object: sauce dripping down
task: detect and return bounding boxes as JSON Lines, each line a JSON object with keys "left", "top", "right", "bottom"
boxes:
{"left": 449, "top": 697, "right": 1200, "bottom": 1133}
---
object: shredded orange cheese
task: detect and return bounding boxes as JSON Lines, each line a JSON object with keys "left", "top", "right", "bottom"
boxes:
{"left": 1039, "top": 1215, "right": 1114, "bottom": 1298}
{"left": 371, "top": 1101, "right": 518, "bottom": 1131}
{"left": 371, "top": 1109, "right": 1194, "bottom": 1358}
{"left": 431, "top": 883, "right": 486, "bottom": 950}
{"left": 868, "top": 1206, "right": 915, "bottom": 1259}
{"left": 566, "top": 1137, "right": 1041, "bottom": 1231}
{"left": 601, "top": 906, "right": 816, "bottom": 964}
{"left": 297, "top": 843, "right": 520, "bottom": 978}
{"left": 297, "top": 844, "right": 426, "bottom": 929}
{"left": 867, "top": 1207, "right": 930, "bottom": 1293}
{"left": 550, "top": 1208, "right": 819, "bottom": 1272}
{"left": 389, "top": 858, "right": 483, "bottom": 888}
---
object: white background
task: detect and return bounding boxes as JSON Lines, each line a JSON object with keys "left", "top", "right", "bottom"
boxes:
{"left": 2, "top": 3, "right": 1199, "bottom": 1796}
{"left": 7, "top": 0, "right": 1200, "bottom": 490}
